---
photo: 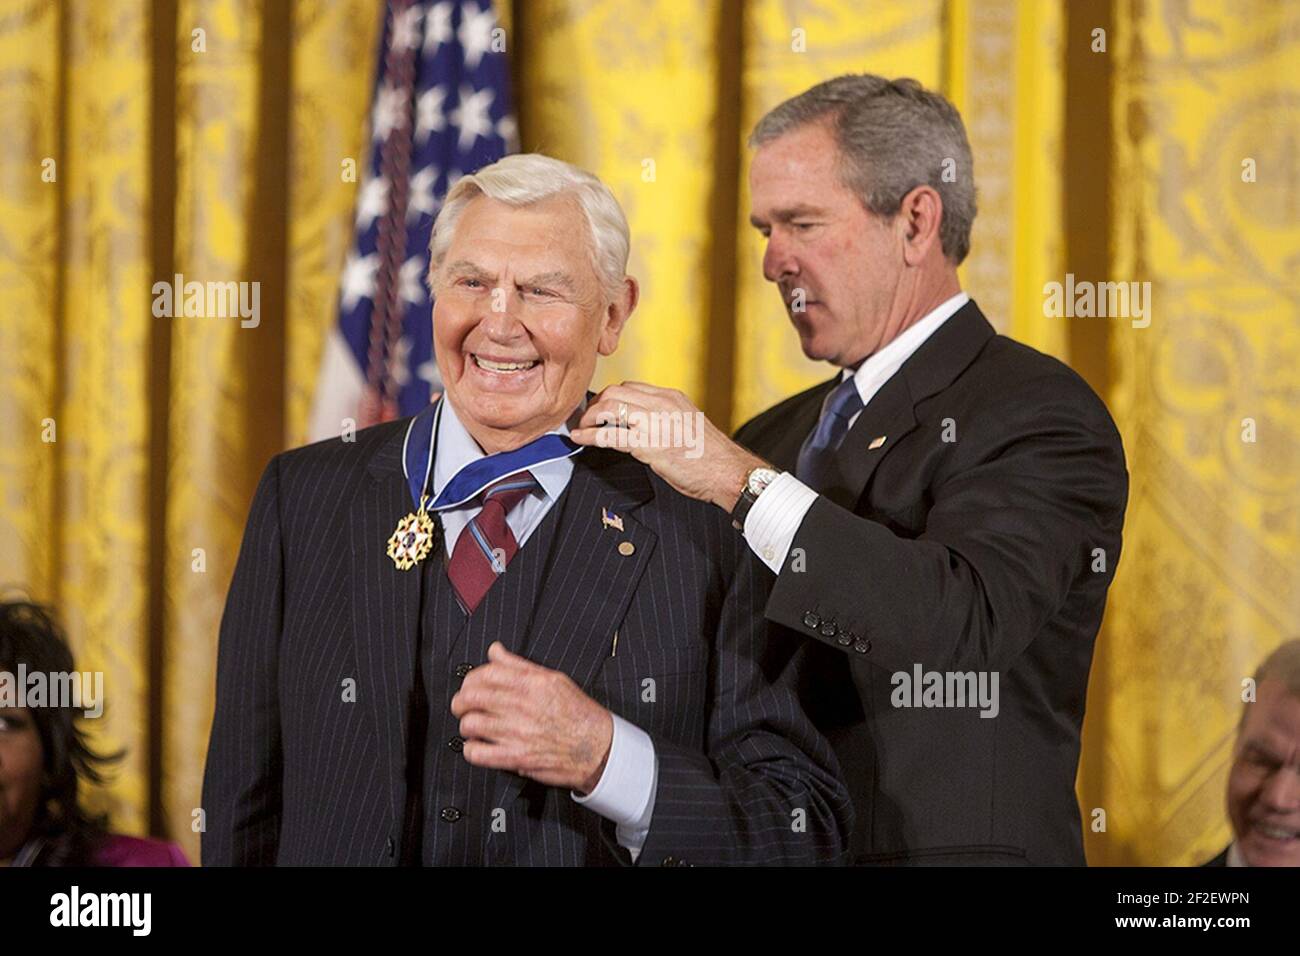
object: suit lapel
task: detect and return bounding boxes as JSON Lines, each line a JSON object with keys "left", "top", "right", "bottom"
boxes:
{"left": 825, "top": 374, "right": 919, "bottom": 510}
{"left": 349, "top": 421, "right": 425, "bottom": 833}
{"left": 492, "top": 447, "right": 657, "bottom": 812}
{"left": 518, "top": 448, "right": 656, "bottom": 683}
{"left": 822, "top": 300, "right": 996, "bottom": 509}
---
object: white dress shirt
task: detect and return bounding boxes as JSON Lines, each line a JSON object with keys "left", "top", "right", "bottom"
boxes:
{"left": 434, "top": 397, "right": 658, "bottom": 861}
{"left": 743, "top": 291, "right": 970, "bottom": 572}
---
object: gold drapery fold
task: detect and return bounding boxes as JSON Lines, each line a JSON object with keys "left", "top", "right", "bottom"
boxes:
{"left": 162, "top": 0, "right": 274, "bottom": 861}
{"left": 285, "top": 0, "right": 380, "bottom": 448}
{"left": 0, "top": 0, "right": 60, "bottom": 602}
{"left": 1080, "top": 0, "right": 1300, "bottom": 866}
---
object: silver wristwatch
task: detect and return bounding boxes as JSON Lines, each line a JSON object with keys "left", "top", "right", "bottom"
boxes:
{"left": 730, "top": 467, "right": 781, "bottom": 530}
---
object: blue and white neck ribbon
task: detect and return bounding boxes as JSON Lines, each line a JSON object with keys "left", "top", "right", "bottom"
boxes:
{"left": 401, "top": 398, "right": 584, "bottom": 512}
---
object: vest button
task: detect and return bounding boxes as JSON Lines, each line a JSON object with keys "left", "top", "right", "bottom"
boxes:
{"left": 440, "top": 806, "right": 462, "bottom": 823}
{"left": 448, "top": 735, "right": 465, "bottom": 752}
{"left": 454, "top": 662, "right": 473, "bottom": 679}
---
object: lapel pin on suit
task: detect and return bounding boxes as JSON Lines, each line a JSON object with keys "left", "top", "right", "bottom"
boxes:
{"left": 868, "top": 435, "right": 888, "bottom": 450}
{"left": 601, "top": 506, "right": 624, "bottom": 531}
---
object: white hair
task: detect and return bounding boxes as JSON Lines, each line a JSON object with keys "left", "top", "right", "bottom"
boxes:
{"left": 429, "top": 153, "right": 630, "bottom": 302}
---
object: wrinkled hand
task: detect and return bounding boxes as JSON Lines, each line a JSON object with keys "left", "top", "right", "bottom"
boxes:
{"left": 571, "top": 381, "right": 768, "bottom": 511}
{"left": 450, "top": 642, "right": 613, "bottom": 794}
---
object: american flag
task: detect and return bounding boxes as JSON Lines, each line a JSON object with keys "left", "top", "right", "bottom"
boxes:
{"left": 310, "top": 0, "right": 516, "bottom": 440}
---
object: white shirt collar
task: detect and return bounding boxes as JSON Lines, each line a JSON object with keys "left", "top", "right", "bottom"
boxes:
{"left": 840, "top": 291, "right": 971, "bottom": 407}
{"left": 433, "top": 395, "right": 582, "bottom": 505}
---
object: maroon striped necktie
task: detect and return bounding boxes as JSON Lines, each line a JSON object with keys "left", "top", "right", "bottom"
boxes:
{"left": 446, "top": 470, "right": 539, "bottom": 614}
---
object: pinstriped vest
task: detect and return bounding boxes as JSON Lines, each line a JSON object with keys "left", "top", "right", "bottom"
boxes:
{"left": 404, "top": 483, "right": 572, "bottom": 866}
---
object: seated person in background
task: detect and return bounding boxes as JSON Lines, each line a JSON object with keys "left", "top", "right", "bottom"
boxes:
{"left": 0, "top": 599, "right": 189, "bottom": 867}
{"left": 1205, "top": 639, "right": 1300, "bottom": 867}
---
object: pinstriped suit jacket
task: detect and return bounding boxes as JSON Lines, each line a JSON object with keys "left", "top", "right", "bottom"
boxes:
{"left": 200, "top": 416, "right": 853, "bottom": 866}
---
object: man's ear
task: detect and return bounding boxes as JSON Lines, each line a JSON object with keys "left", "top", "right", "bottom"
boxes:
{"left": 898, "top": 184, "right": 944, "bottom": 267}
{"left": 597, "top": 276, "right": 639, "bottom": 356}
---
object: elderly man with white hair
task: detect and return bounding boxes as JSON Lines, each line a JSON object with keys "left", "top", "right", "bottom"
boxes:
{"left": 201, "top": 153, "right": 852, "bottom": 867}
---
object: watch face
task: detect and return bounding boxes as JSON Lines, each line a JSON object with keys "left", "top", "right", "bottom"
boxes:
{"left": 748, "top": 468, "right": 779, "bottom": 495}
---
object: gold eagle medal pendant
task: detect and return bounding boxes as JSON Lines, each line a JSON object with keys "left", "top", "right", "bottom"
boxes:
{"left": 387, "top": 494, "right": 435, "bottom": 570}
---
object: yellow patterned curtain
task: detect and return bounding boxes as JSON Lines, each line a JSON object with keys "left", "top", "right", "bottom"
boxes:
{"left": 1079, "top": 0, "right": 1300, "bottom": 866}
{"left": 0, "top": 0, "right": 1294, "bottom": 867}
{"left": 2, "top": 0, "right": 155, "bottom": 836}
{"left": 0, "top": 0, "right": 379, "bottom": 863}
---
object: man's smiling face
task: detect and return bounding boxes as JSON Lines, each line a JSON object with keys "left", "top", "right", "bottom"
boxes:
{"left": 1228, "top": 679, "right": 1300, "bottom": 866}
{"left": 432, "top": 194, "right": 631, "bottom": 452}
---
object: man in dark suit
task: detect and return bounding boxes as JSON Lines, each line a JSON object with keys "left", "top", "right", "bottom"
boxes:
{"left": 201, "top": 154, "right": 851, "bottom": 866}
{"left": 574, "top": 75, "right": 1129, "bottom": 864}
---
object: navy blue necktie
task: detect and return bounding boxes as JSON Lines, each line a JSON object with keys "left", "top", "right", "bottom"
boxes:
{"left": 796, "top": 375, "right": 865, "bottom": 493}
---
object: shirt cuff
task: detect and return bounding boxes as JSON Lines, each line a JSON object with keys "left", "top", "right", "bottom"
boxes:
{"left": 571, "top": 713, "right": 658, "bottom": 861}
{"left": 742, "top": 471, "right": 819, "bottom": 573}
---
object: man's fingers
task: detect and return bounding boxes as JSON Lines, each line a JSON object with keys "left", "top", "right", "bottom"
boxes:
{"left": 457, "top": 663, "right": 511, "bottom": 695}
{"left": 450, "top": 681, "right": 513, "bottom": 718}
{"left": 568, "top": 426, "right": 618, "bottom": 448}
{"left": 461, "top": 740, "right": 521, "bottom": 771}
{"left": 578, "top": 395, "right": 647, "bottom": 430}
{"left": 487, "top": 640, "right": 528, "bottom": 666}
{"left": 617, "top": 380, "right": 678, "bottom": 401}
{"left": 458, "top": 710, "right": 512, "bottom": 743}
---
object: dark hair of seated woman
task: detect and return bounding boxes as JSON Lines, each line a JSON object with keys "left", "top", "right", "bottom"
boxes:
{"left": 1, "top": 599, "right": 129, "bottom": 866}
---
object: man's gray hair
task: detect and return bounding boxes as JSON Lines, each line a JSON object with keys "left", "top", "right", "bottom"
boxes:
{"left": 1251, "top": 640, "right": 1300, "bottom": 701}
{"left": 750, "top": 74, "right": 977, "bottom": 265}
{"left": 429, "top": 153, "right": 630, "bottom": 302}
{"left": 1236, "top": 639, "right": 1300, "bottom": 731}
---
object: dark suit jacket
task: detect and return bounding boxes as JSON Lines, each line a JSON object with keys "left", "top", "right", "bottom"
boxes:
{"left": 201, "top": 413, "right": 852, "bottom": 866}
{"left": 734, "top": 300, "right": 1128, "bottom": 865}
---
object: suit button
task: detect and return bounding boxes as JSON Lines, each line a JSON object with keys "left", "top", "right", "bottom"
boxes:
{"left": 661, "top": 856, "right": 676, "bottom": 867}
{"left": 454, "top": 662, "right": 473, "bottom": 679}
{"left": 802, "top": 612, "right": 819, "bottom": 629}
{"left": 448, "top": 735, "right": 465, "bottom": 753}
{"left": 440, "top": 806, "right": 462, "bottom": 823}
{"left": 837, "top": 633, "right": 852, "bottom": 646}
{"left": 853, "top": 639, "right": 871, "bottom": 655}
{"left": 820, "top": 620, "right": 838, "bottom": 638}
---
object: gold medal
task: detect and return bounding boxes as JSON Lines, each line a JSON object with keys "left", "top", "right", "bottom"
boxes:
{"left": 387, "top": 496, "right": 435, "bottom": 570}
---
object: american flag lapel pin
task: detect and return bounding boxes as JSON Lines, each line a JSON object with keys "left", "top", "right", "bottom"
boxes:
{"left": 868, "top": 435, "right": 887, "bottom": 450}
{"left": 601, "top": 507, "right": 624, "bottom": 531}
